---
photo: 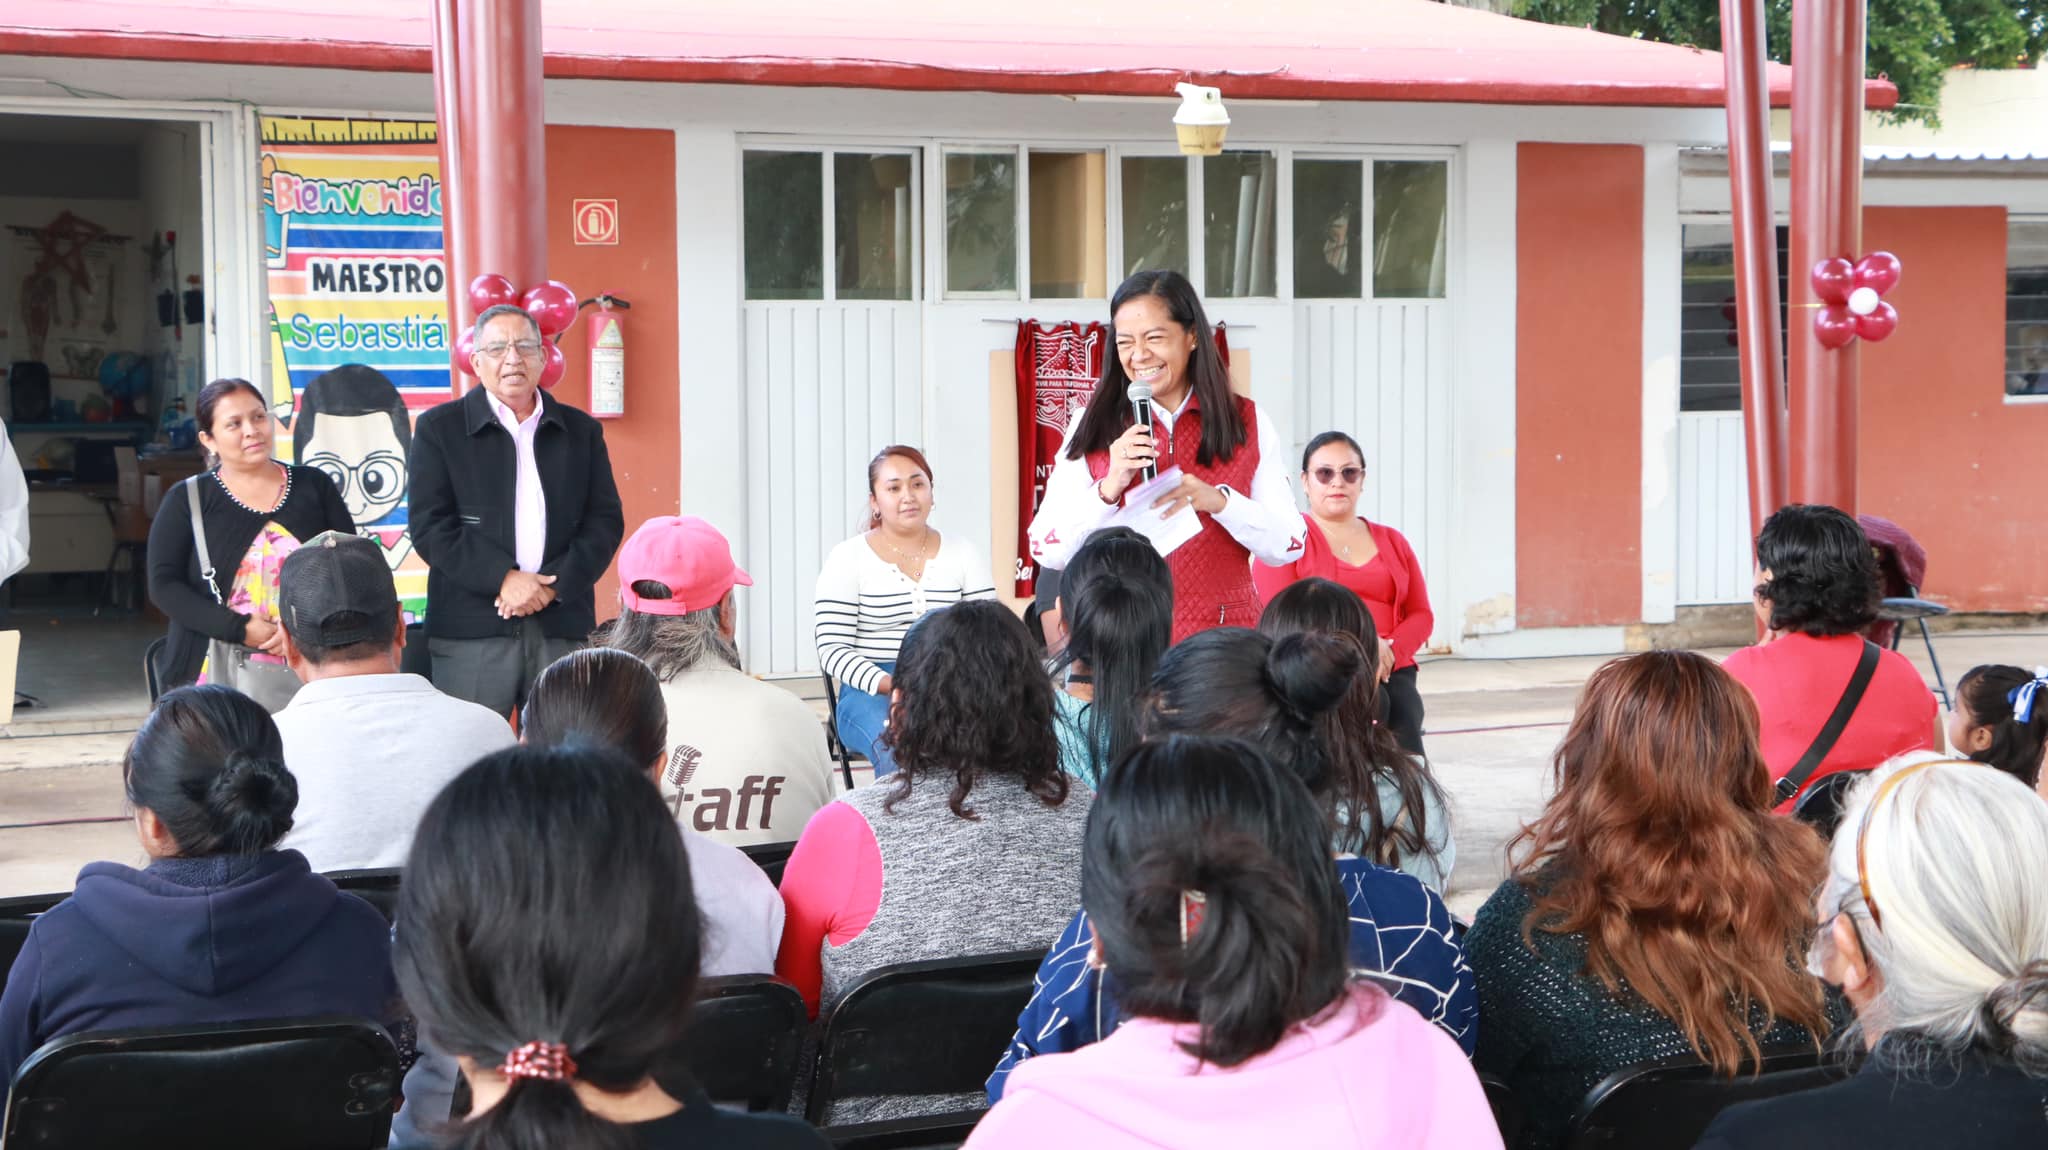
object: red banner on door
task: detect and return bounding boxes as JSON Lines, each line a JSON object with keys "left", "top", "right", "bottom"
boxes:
{"left": 1015, "top": 320, "right": 1105, "bottom": 597}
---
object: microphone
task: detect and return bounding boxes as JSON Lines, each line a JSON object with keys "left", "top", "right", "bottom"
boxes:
{"left": 1125, "top": 382, "right": 1157, "bottom": 482}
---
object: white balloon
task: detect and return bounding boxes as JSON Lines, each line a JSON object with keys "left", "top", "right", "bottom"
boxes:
{"left": 1848, "top": 286, "right": 1880, "bottom": 317}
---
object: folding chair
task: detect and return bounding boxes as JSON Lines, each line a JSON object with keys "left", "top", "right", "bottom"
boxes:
{"left": 3, "top": 1016, "right": 400, "bottom": 1150}
{"left": 1564, "top": 1045, "right": 1847, "bottom": 1150}
{"left": 821, "top": 671, "right": 860, "bottom": 791}
{"left": 660, "top": 975, "right": 809, "bottom": 1112}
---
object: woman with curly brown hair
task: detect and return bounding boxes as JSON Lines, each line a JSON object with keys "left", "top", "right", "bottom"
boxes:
{"left": 776, "top": 600, "right": 1090, "bottom": 1122}
{"left": 1466, "top": 651, "right": 1841, "bottom": 1150}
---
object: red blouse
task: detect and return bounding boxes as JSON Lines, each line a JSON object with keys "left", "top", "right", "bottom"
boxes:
{"left": 1253, "top": 515, "right": 1433, "bottom": 670}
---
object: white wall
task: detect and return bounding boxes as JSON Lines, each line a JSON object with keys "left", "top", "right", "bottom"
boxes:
{"left": 139, "top": 121, "right": 206, "bottom": 417}
{"left": 0, "top": 54, "right": 1732, "bottom": 650}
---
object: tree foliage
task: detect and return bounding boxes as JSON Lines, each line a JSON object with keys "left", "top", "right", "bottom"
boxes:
{"left": 1514, "top": 0, "right": 2048, "bottom": 125}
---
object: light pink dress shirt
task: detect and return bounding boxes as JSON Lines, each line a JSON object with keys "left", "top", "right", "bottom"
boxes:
{"left": 486, "top": 390, "right": 548, "bottom": 574}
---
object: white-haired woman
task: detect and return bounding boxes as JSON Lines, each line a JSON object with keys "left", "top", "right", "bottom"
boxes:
{"left": 1696, "top": 754, "right": 2048, "bottom": 1148}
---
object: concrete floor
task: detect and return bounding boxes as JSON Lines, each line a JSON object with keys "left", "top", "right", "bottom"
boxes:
{"left": 3, "top": 620, "right": 2043, "bottom": 914}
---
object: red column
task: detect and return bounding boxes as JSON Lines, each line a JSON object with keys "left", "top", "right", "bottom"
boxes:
{"left": 1718, "top": 0, "right": 1789, "bottom": 541}
{"left": 1788, "top": 0, "right": 1866, "bottom": 513}
{"left": 431, "top": 0, "right": 547, "bottom": 394}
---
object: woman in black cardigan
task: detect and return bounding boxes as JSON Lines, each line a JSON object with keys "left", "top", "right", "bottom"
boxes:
{"left": 147, "top": 378, "right": 354, "bottom": 690}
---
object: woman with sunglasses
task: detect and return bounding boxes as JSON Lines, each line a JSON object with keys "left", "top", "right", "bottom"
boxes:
{"left": 1252, "top": 431, "right": 1433, "bottom": 755}
{"left": 1696, "top": 754, "right": 2048, "bottom": 1148}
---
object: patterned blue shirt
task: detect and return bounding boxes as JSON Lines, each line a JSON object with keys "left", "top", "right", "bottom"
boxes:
{"left": 985, "top": 855, "right": 1478, "bottom": 1102}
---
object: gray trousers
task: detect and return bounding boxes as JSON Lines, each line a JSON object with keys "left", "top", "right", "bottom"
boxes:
{"left": 427, "top": 616, "right": 581, "bottom": 720}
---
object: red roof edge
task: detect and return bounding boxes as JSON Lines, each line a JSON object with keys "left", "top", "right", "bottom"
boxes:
{"left": 0, "top": 27, "right": 1901, "bottom": 110}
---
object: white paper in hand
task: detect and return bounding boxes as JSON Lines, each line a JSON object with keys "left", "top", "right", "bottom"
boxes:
{"left": 1106, "top": 467, "right": 1204, "bottom": 558}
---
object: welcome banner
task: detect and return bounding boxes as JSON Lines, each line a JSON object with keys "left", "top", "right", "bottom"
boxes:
{"left": 259, "top": 115, "right": 448, "bottom": 621}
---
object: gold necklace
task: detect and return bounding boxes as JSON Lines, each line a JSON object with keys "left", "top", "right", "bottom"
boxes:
{"left": 879, "top": 527, "right": 931, "bottom": 564}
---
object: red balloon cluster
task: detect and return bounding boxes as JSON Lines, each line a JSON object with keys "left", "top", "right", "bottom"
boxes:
{"left": 455, "top": 274, "right": 582, "bottom": 388}
{"left": 1811, "top": 252, "right": 1902, "bottom": 350}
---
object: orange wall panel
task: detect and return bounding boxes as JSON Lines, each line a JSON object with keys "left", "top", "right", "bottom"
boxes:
{"left": 1860, "top": 207, "right": 2047, "bottom": 612}
{"left": 1515, "top": 143, "right": 1644, "bottom": 628}
{"left": 543, "top": 125, "right": 680, "bottom": 621}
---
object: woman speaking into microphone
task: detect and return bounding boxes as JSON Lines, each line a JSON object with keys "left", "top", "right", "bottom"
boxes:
{"left": 1028, "top": 270, "right": 1300, "bottom": 642}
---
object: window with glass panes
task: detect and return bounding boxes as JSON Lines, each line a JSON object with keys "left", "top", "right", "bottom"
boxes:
{"left": 741, "top": 148, "right": 920, "bottom": 301}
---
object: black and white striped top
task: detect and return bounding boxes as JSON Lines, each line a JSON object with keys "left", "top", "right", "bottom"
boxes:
{"left": 814, "top": 532, "right": 996, "bottom": 694}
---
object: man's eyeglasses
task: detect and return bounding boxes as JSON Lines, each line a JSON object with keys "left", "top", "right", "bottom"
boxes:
{"left": 1311, "top": 466, "right": 1364, "bottom": 485}
{"left": 477, "top": 340, "right": 545, "bottom": 361}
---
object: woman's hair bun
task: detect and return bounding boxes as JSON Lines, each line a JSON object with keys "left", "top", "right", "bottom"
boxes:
{"left": 1264, "top": 631, "right": 1362, "bottom": 722}
{"left": 203, "top": 748, "right": 298, "bottom": 853}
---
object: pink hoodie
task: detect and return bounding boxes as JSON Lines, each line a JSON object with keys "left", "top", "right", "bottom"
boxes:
{"left": 965, "top": 985, "right": 1503, "bottom": 1150}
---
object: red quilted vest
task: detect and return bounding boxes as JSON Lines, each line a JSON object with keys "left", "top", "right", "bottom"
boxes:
{"left": 1088, "top": 393, "right": 1261, "bottom": 642}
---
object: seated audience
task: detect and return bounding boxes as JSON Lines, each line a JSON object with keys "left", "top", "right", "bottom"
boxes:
{"left": 1259, "top": 577, "right": 1454, "bottom": 888}
{"left": 1468, "top": 651, "right": 1838, "bottom": 1150}
{"left": 967, "top": 735, "right": 1501, "bottom": 1150}
{"left": 272, "top": 531, "right": 515, "bottom": 870}
{"left": 991, "top": 627, "right": 1476, "bottom": 1100}
{"left": 1722, "top": 504, "right": 1936, "bottom": 811}
{"left": 1697, "top": 756, "right": 2048, "bottom": 1148}
{"left": 603, "top": 515, "right": 838, "bottom": 845}
{"left": 524, "top": 648, "right": 784, "bottom": 977}
{"left": 1045, "top": 526, "right": 1172, "bottom": 787}
{"left": 1948, "top": 664, "right": 2048, "bottom": 791}
{"left": 391, "top": 744, "right": 826, "bottom": 1150}
{"left": 814, "top": 446, "right": 994, "bottom": 777}
{"left": 778, "top": 600, "right": 1089, "bottom": 1120}
{"left": 0, "top": 686, "right": 396, "bottom": 1081}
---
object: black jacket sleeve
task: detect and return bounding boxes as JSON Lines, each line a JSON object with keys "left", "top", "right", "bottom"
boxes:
{"left": 145, "top": 478, "right": 250, "bottom": 643}
{"left": 540, "top": 419, "right": 625, "bottom": 597}
{"left": 407, "top": 412, "right": 518, "bottom": 598}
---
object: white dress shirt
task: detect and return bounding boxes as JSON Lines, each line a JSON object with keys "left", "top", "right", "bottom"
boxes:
{"left": 486, "top": 390, "right": 548, "bottom": 573}
{"left": 0, "top": 428, "right": 28, "bottom": 583}
{"left": 1027, "top": 394, "right": 1301, "bottom": 570}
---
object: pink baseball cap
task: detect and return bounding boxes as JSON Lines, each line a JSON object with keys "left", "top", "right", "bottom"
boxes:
{"left": 617, "top": 516, "right": 752, "bottom": 615}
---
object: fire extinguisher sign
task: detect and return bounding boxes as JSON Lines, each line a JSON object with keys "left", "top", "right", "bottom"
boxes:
{"left": 573, "top": 199, "right": 619, "bottom": 246}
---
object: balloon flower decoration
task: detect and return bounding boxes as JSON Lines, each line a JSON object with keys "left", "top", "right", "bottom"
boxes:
{"left": 1811, "top": 252, "right": 1901, "bottom": 351}
{"left": 454, "top": 273, "right": 580, "bottom": 388}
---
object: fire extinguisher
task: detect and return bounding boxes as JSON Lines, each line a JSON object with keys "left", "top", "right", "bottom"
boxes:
{"left": 584, "top": 293, "right": 629, "bottom": 419}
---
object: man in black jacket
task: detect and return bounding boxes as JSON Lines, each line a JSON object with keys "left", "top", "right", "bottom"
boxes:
{"left": 407, "top": 304, "right": 624, "bottom": 716}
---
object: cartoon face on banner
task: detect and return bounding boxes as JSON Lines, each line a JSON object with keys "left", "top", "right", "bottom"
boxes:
{"left": 295, "top": 364, "right": 411, "bottom": 526}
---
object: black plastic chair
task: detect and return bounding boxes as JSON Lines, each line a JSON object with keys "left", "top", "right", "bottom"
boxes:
{"left": 325, "top": 868, "right": 403, "bottom": 923}
{"left": 657, "top": 974, "right": 809, "bottom": 1112}
{"left": 741, "top": 840, "right": 797, "bottom": 887}
{"left": 1480, "top": 1072, "right": 1523, "bottom": 1147}
{"left": 820, "top": 671, "right": 860, "bottom": 791}
{"left": 1792, "top": 770, "right": 1867, "bottom": 841}
{"left": 806, "top": 950, "right": 1044, "bottom": 1140}
{"left": 1877, "top": 586, "right": 1949, "bottom": 708}
{"left": 3, "top": 1016, "right": 400, "bottom": 1150}
{"left": 144, "top": 635, "right": 166, "bottom": 703}
{"left": 0, "top": 891, "right": 66, "bottom": 983}
{"left": 1564, "top": 1046, "right": 1847, "bottom": 1149}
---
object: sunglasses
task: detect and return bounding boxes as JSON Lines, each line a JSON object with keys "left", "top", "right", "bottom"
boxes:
{"left": 1310, "top": 466, "right": 1364, "bottom": 485}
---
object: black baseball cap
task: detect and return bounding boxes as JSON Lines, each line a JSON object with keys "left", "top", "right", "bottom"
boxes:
{"left": 279, "top": 530, "right": 399, "bottom": 647}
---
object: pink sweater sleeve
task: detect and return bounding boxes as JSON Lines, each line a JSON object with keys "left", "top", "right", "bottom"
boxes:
{"left": 774, "top": 802, "right": 883, "bottom": 1016}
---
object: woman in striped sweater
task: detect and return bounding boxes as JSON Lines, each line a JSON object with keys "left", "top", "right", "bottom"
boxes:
{"left": 814, "top": 445, "right": 994, "bottom": 777}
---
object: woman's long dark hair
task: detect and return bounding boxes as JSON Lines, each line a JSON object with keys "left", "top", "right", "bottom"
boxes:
{"left": 522, "top": 648, "right": 668, "bottom": 770}
{"left": 125, "top": 685, "right": 297, "bottom": 857}
{"left": 882, "top": 600, "right": 1070, "bottom": 818}
{"left": 1063, "top": 270, "right": 1246, "bottom": 466}
{"left": 1259, "top": 578, "right": 1445, "bottom": 869}
{"left": 1754, "top": 503, "right": 1880, "bottom": 636}
{"left": 1956, "top": 664, "right": 2048, "bottom": 788}
{"left": 1142, "top": 628, "right": 1361, "bottom": 813}
{"left": 1053, "top": 526, "right": 1173, "bottom": 778}
{"left": 396, "top": 745, "right": 699, "bottom": 1150}
{"left": 1085, "top": 734, "right": 1355, "bottom": 1066}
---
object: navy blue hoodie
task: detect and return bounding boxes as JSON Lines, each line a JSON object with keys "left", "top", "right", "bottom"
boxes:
{"left": 0, "top": 850, "right": 396, "bottom": 1081}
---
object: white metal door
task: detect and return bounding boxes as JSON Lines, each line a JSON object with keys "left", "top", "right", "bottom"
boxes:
{"left": 1676, "top": 411, "right": 1753, "bottom": 604}
{"left": 741, "top": 302, "right": 922, "bottom": 675}
{"left": 1290, "top": 300, "right": 1454, "bottom": 650}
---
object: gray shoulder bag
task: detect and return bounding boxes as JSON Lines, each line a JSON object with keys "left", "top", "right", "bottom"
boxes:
{"left": 187, "top": 476, "right": 301, "bottom": 712}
